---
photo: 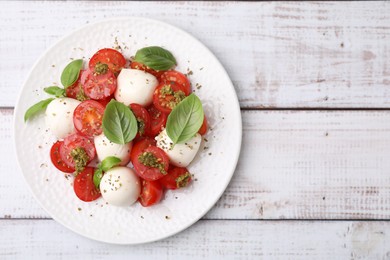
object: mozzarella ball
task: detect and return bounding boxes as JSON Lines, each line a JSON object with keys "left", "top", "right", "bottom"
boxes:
{"left": 156, "top": 129, "right": 202, "bottom": 167}
{"left": 100, "top": 167, "right": 141, "bottom": 207}
{"left": 114, "top": 69, "right": 158, "bottom": 106}
{"left": 94, "top": 133, "right": 132, "bottom": 165}
{"left": 45, "top": 97, "right": 81, "bottom": 139}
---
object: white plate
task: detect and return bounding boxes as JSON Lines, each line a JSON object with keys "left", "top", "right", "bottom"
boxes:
{"left": 13, "top": 18, "right": 242, "bottom": 244}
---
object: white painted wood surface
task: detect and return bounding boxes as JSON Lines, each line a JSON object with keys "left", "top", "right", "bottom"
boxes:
{"left": 2, "top": 1, "right": 390, "bottom": 108}
{"left": 1, "top": 220, "right": 390, "bottom": 259}
{"left": 2, "top": 1, "right": 390, "bottom": 259}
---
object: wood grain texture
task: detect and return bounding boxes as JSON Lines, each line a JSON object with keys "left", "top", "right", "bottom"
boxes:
{"left": 5, "top": 109, "right": 390, "bottom": 219}
{"left": 2, "top": 1, "right": 390, "bottom": 108}
{"left": 1, "top": 219, "right": 389, "bottom": 259}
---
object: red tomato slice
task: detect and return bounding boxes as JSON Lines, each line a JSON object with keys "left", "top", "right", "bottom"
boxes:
{"left": 89, "top": 48, "right": 126, "bottom": 75}
{"left": 159, "top": 167, "right": 192, "bottom": 190}
{"left": 130, "top": 137, "right": 156, "bottom": 163}
{"left": 132, "top": 145, "right": 169, "bottom": 181}
{"left": 130, "top": 103, "right": 151, "bottom": 138}
{"left": 98, "top": 97, "right": 112, "bottom": 107}
{"left": 159, "top": 70, "right": 191, "bottom": 95}
{"left": 73, "top": 100, "right": 105, "bottom": 137}
{"left": 130, "top": 61, "right": 165, "bottom": 78}
{"left": 60, "top": 133, "right": 96, "bottom": 169}
{"left": 74, "top": 167, "right": 101, "bottom": 202}
{"left": 198, "top": 115, "right": 208, "bottom": 135}
{"left": 145, "top": 105, "right": 168, "bottom": 137}
{"left": 50, "top": 141, "right": 75, "bottom": 173}
{"left": 153, "top": 82, "right": 187, "bottom": 114}
{"left": 65, "top": 70, "right": 89, "bottom": 101}
{"left": 82, "top": 68, "right": 117, "bottom": 100}
{"left": 139, "top": 180, "right": 163, "bottom": 207}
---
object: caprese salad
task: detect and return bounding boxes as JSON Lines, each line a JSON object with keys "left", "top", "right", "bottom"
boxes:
{"left": 25, "top": 46, "right": 208, "bottom": 207}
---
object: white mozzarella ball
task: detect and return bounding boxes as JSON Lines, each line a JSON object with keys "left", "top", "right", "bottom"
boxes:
{"left": 94, "top": 134, "right": 132, "bottom": 165}
{"left": 156, "top": 129, "right": 202, "bottom": 167}
{"left": 114, "top": 69, "right": 158, "bottom": 106}
{"left": 45, "top": 98, "right": 81, "bottom": 139}
{"left": 100, "top": 167, "right": 141, "bottom": 207}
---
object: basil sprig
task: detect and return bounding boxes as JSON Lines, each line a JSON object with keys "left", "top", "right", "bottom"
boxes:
{"left": 134, "top": 46, "right": 176, "bottom": 71}
{"left": 102, "top": 100, "right": 138, "bottom": 144}
{"left": 24, "top": 59, "right": 82, "bottom": 122}
{"left": 44, "top": 86, "right": 66, "bottom": 98}
{"left": 166, "top": 93, "right": 204, "bottom": 144}
{"left": 61, "top": 59, "right": 83, "bottom": 88}
{"left": 24, "top": 98, "right": 54, "bottom": 122}
{"left": 93, "top": 156, "right": 121, "bottom": 189}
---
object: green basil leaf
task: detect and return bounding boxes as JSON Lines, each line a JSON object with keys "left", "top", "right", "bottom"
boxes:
{"left": 101, "top": 156, "right": 121, "bottom": 172}
{"left": 93, "top": 168, "right": 103, "bottom": 189}
{"left": 134, "top": 46, "right": 176, "bottom": 71}
{"left": 61, "top": 59, "right": 83, "bottom": 88}
{"left": 102, "top": 100, "right": 138, "bottom": 144}
{"left": 166, "top": 93, "right": 204, "bottom": 144}
{"left": 24, "top": 98, "right": 54, "bottom": 122}
{"left": 44, "top": 86, "right": 66, "bottom": 98}
{"left": 93, "top": 156, "right": 121, "bottom": 189}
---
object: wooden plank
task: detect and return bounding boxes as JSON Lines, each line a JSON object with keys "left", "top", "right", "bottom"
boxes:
{"left": 1, "top": 219, "right": 390, "bottom": 259}
{"left": 5, "top": 109, "right": 390, "bottom": 219}
{"left": 2, "top": 1, "right": 390, "bottom": 108}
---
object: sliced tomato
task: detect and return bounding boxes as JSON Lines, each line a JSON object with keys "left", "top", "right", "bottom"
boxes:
{"left": 145, "top": 105, "right": 168, "bottom": 137}
{"left": 82, "top": 68, "right": 117, "bottom": 100}
{"left": 89, "top": 48, "right": 126, "bottom": 75}
{"left": 132, "top": 145, "right": 169, "bottom": 181}
{"left": 159, "top": 70, "right": 191, "bottom": 95}
{"left": 74, "top": 167, "right": 101, "bottom": 202}
{"left": 65, "top": 70, "right": 89, "bottom": 101}
{"left": 60, "top": 133, "right": 96, "bottom": 170}
{"left": 153, "top": 82, "right": 187, "bottom": 114}
{"left": 159, "top": 167, "right": 192, "bottom": 190}
{"left": 50, "top": 141, "right": 74, "bottom": 173}
{"left": 98, "top": 97, "right": 112, "bottom": 107}
{"left": 130, "top": 137, "right": 156, "bottom": 164}
{"left": 73, "top": 100, "right": 105, "bottom": 137}
{"left": 130, "top": 61, "right": 165, "bottom": 78}
{"left": 130, "top": 103, "right": 151, "bottom": 138}
{"left": 139, "top": 180, "right": 163, "bottom": 207}
{"left": 198, "top": 115, "right": 208, "bottom": 135}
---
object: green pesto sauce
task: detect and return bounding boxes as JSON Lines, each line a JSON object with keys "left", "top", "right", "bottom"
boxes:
{"left": 138, "top": 152, "right": 167, "bottom": 175}
{"left": 137, "top": 118, "right": 145, "bottom": 136}
{"left": 76, "top": 87, "right": 88, "bottom": 102}
{"left": 160, "top": 85, "right": 186, "bottom": 109}
{"left": 70, "top": 147, "right": 89, "bottom": 173}
{"left": 176, "top": 172, "right": 191, "bottom": 188}
{"left": 94, "top": 62, "right": 109, "bottom": 75}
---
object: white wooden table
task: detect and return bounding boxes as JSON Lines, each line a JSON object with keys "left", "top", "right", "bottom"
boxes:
{"left": 2, "top": 1, "right": 390, "bottom": 258}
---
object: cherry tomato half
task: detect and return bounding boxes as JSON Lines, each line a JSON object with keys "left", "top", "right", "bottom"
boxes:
{"left": 132, "top": 145, "right": 169, "bottom": 181}
{"left": 66, "top": 70, "right": 89, "bottom": 101}
{"left": 153, "top": 82, "right": 187, "bottom": 114}
{"left": 50, "top": 141, "right": 74, "bottom": 173}
{"left": 130, "top": 103, "right": 151, "bottom": 138}
{"left": 139, "top": 180, "right": 163, "bottom": 207}
{"left": 159, "top": 70, "right": 191, "bottom": 95}
{"left": 74, "top": 167, "right": 101, "bottom": 202}
{"left": 130, "top": 61, "right": 165, "bottom": 78}
{"left": 145, "top": 105, "right": 168, "bottom": 137}
{"left": 198, "top": 115, "right": 208, "bottom": 135}
{"left": 60, "top": 133, "right": 96, "bottom": 169}
{"left": 130, "top": 137, "right": 156, "bottom": 163}
{"left": 89, "top": 48, "right": 126, "bottom": 75}
{"left": 73, "top": 100, "right": 105, "bottom": 137}
{"left": 159, "top": 167, "right": 192, "bottom": 190}
{"left": 82, "top": 68, "right": 117, "bottom": 100}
